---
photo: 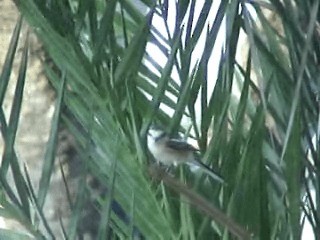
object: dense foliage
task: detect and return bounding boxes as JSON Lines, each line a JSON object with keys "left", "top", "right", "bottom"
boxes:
{"left": 0, "top": 0, "right": 319, "bottom": 239}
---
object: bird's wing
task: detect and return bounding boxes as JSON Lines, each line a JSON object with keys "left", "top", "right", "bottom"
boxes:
{"left": 166, "top": 139, "right": 199, "bottom": 151}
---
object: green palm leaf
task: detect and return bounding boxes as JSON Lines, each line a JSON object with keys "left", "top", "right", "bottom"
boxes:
{"left": 1, "top": 0, "right": 318, "bottom": 239}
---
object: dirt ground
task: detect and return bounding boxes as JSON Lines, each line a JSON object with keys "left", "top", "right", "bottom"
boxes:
{"left": 0, "top": 0, "right": 74, "bottom": 237}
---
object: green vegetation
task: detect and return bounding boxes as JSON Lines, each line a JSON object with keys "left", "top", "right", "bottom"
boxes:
{"left": 0, "top": 0, "right": 319, "bottom": 239}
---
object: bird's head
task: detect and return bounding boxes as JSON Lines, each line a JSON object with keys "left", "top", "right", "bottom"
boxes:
{"left": 147, "top": 125, "right": 168, "bottom": 142}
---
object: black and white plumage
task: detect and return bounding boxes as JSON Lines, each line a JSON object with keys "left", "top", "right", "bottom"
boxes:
{"left": 147, "top": 128, "right": 224, "bottom": 183}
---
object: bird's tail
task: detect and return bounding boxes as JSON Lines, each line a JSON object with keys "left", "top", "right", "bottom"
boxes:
{"left": 189, "top": 160, "right": 225, "bottom": 184}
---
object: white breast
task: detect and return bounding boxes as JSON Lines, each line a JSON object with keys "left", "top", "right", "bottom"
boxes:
{"left": 147, "top": 135, "right": 177, "bottom": 165}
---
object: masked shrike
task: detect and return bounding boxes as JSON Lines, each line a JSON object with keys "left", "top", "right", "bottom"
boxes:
{"left": 147, "top": 127, "right": 224, "bottom": 183}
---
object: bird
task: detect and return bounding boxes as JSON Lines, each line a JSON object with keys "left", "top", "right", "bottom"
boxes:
{"left": 147, "top": 127, "right": 224, "bottom": 184}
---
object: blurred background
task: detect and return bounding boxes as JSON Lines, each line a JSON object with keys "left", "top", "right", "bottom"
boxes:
{"left": 0, "top": 0, "right": 319, "bottom": 239}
